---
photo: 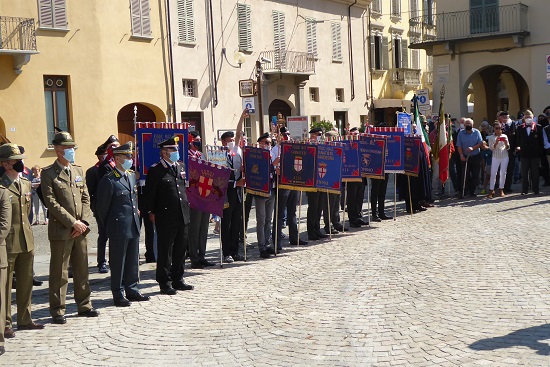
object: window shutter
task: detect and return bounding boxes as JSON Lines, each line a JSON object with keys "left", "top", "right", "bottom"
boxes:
{"left": 331, "top": 22, "right": 342, "bottom": 61}
{"left": 178, "top": 0, "right": 195, "bottom": 43}
{"left": 306, "top": 18, "right": 317, "bottom": 56}
{"left": 410, "top": 0, "right": 418, "bottom": 18}
{"left": 38, "top": 0, "right": 53, "bottom": 28}
{"left": 130, "top": 0, "right": 142, "bottom": 35}
{"left": 369, "top": 35, "right": 375, "bottom": 69}
{"left": 372, "top": 0, "right": 381, "bottom": 13}
{"left": 382, "top": 36, "right": 389, "bottom": 70}
{"left": 392, "top": 0, "right": 400, "bottom": 16}
{"left": 237, "top": 4, "right": 252, "bottom": 51}
{"left": 52, "top": 0, "right": 67, "bottom": 28}
{"left": 141, "top": 0, "right": 151, "bottom": 36}
{"left": 401, "top": 39, "right": 408, "bottom": 68}
{"left": 427, "top": 55, "right": 433, "bottom": 71}
{"left": 411, "top": 49, "right": 419, "bottom": 69}
{"left": 272, "top": 11, "right": 285, "bottom": 51}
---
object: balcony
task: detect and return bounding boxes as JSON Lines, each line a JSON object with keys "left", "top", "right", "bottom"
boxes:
{"left": 259, "top": 50, "right": 316, "bottom": 76}
{"left": 409, "top": 3, "right": 529, "bottom": 49}
{"left": 390, "top": 68, "right": 422, "bottom": 88}
{"left": 0, "top": 16, "right": 39, "bottom": 74}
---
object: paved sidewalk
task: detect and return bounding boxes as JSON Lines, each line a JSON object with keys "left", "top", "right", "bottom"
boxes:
{"left": 3, "top": 187, "right": 550, "bottom": 366}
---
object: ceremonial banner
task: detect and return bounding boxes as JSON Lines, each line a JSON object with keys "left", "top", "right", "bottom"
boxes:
{"left": 341, "top": 140, "right": 362, "bottom": 182}
{"left": 404, "top": 135, "right": 422, "bottom": 176}
{"left": 279, "top": 142, "right": 317, "bottom": 191}
{"left": 206, "top": 145, "right": 230, "bottom": 167}
{"left": 136, "top": 126, "right": 188, "bottom": 181}
{"left": 187, "top": 158, "right": 231, "bottom": 217}
{"left": 243, "top": 146, "right": 272, "bottom": 197}
{"left": 358, "top": 135, "right": 387, "bottom": 179}
{"left": 397, "top": 112, "right": 412, "bottom": 134}
{"left": 316, "top": 144, "right": 343, "bottom": 194}
{"left": 367, "top": 127, "right": 405, "bottom": 173}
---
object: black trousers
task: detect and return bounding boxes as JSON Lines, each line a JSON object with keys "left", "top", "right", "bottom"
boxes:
{"left": 96, "top": 219, "right": 108, "bottom": 267}
{"left": 346, "top": 181, "right": 365, "bottom": 223}
{"left": 306, "top": 191, "right": 325, "bottom": 236}
{"left": 138, "top": 191, "right": 155, "bottom": 262}
{"left": 371, "top": 174, "right": 389, "bottom": 217}
{"left": 521, "top": 157, "right": 540, "bottom": 194}
{"left": 222, "top": 186, "right": 242, "bottom": 257}
{"left": 504, "top": 151, "right": 516, "bottom": 191}
{"left": 323, "top": 192, "right": 340, "bottom": 229}
{"left": 460, "top": 154, "right": 482, "bottom": 196}
{"left": 188, "top": 208, "right": 210, "bottom": 263}
{"left": 273, "top": 189, "right": 299, "bottom": 247}
{"left": 155, "top": 221, "right": 188, "bottom": 286}
{"left": 109, "top": 235, "right": 140, "bottom": 300}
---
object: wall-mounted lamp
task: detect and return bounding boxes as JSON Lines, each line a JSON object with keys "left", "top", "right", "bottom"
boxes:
{"left": 222, "top": 48, "right": 245, "bottom": 68}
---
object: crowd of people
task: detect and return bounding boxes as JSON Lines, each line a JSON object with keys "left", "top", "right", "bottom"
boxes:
{"left": 0, "top": 106, "right": 547, "bottom": 356}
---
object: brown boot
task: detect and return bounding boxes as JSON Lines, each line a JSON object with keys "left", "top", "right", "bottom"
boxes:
{"left": 488, "top": 190, "right": 494, "bottom": 199}
{"left": 499, "top": 189, "right": 505, "bottom": 197}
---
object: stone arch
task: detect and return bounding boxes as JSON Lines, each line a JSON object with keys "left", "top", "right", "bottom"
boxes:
{"left": 116, "top": 103, "right": 166, "bottom": 143}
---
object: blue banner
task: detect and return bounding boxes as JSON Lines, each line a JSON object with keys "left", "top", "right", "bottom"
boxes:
{"left": 358, "top": 135, "right": 386, "bottom": 179}
{"left": 279, "top": 142, "right": 317, "bottom": 191}
{"left": 397, "top": 112, "right": 412, "bottom": 134}
{"left": 404, "top": 135, "right": 422, "bottom": 176}
{"left": 341, "top": 140, "right": 361, "bottom": 182}
{"left": 243, "top": 146, "right": 272, "bottom": 197}
{"left": 367, "top": 127, "right": 405, "bottom": 173}
{"left": 316, "top": 144, "right": 343, "bottom": 193}
{"left": 136, "top": 128, "right": 188, "bottom": 180}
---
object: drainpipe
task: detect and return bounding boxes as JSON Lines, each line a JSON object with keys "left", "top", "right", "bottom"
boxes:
{"left": 208, "top": 0, "right": 218, "bottom": 106}
{"left": 367, "top": 5, "right": 374, "bottom": 123}
{"left": 348, "top": 0, "right": 357, "bottom": 101}
{"left": 166, "top": 0, "right": 177, "bottom": 121}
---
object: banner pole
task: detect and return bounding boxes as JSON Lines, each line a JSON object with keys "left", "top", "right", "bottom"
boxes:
{"left": 366, "top": 178, "right": 371, "bottom": 227}
{"left": 274, "top": 183, "right": 279, "bottom": 256}
{"left": 408, "top": 175, "right": 413, "bottom": 217}
{"left": 326, "top": 191, "right": 332, "bottom": 240}
{"left": 393, "top": 173, "right": 397, "bottom": 221}
{"left": 297, "top": 191, "right": 303, "bottom": 246}
{"left": 219, "top": 219, "right": 223, "bottom": 268}
{"left": 242, "top": 190, "right": 247, "bottom": 261}
{"left": 342, "top": 184, "right": 348, "bottom": 232}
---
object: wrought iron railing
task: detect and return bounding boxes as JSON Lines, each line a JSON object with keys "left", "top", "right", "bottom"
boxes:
{"left": 259, "top": 50, "right": 316, "bottom": 74}
{"left": 409, "top": 3, "right": 528, "bottom": 44}
{"left": 390, "top": 68, "right": 421, "bottom": 85}
{"left": 0, "top": 16, "right": 37, "bottom": 51}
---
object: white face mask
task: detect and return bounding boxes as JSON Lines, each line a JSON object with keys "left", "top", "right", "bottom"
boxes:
{"left": 460, "top": 124, "right": 465, "bottom": 129}
{"left": 525, "top": 118, "right": 533, "bottom": 124}
{"left": 226, "top": 142, "right": 235, "bottom": 150}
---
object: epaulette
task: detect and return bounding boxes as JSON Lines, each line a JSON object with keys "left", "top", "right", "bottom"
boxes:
{"left": 20, "top": 176, "right": 30, "bottom": 182}
{"left": 72, "top": 164, "right": 82, "bottom": 168}
{"left": 150, "top": 163, "right": 158, "bottom": 168}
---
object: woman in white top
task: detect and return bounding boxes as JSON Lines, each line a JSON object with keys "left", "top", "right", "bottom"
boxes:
{"left": 487, "top": 121, "right": 510, "bottom": 198}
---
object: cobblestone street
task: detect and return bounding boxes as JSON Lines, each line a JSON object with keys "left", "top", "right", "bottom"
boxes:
{"left": 3, "top": 188, "right": 550, "bottom": 366}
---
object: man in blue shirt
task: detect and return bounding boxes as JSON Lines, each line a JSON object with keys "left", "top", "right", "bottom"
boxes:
{"left": 456, "top": 118, "right": 484, "bottom": 197}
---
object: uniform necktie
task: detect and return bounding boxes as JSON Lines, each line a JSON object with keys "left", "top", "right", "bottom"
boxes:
{"left": 14, "top": 180, "right": 20, "bottom": 192}
{"left": 172, "top": 165, "right": 177, "bottom": 176}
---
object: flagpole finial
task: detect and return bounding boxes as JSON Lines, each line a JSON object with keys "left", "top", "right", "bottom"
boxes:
{"left": 440, "top": 85, "right": 445, "bottom": 99}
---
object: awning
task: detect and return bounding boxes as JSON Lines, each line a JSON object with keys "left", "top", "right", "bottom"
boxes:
{"left": 373, "top": 99, "right": 413, "bottom": 109}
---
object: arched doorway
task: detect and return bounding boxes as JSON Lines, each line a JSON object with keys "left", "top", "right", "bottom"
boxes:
{"left": 117, "top": 103, "right": 161, "bottom": 143}
{"left": 0, "top": 117, "right": 7, "bottom": 144}
{"left": 268, "top": 99, "right": 292, "bottom": 125}
{"left": 463, "top": 65, "right": 529, "bottom": 125}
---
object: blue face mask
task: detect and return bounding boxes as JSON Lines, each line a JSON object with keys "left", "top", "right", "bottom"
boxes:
{"left": 169, "top": 151, "right": 179, "bottom": 162}
{"left": 63, "top": 148, "right": 75, "bottom": 163}
{"left": 121, "top": 159, "right": 133, "bottom": 171}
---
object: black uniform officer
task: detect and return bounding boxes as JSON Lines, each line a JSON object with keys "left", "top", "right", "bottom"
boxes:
{"left": 95, "top": 142, "right": 149, "bottom": 306}
{"left": 306, "top": 127, "right": 328, "bottom": 240}
{"left": 145, "top": 136, "right": 193, "bottom": 295}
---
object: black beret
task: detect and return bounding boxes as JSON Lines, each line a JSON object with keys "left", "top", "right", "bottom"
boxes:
{"left": 94, "top": 145, "right": 106, "bottom": 156}
{"left": 189, "top": 131, "right": 199, "bottom": 138}
{"left": 280, "top": 126, "right": 288, "bottom": 134}
{"left": 377, "top": 122, "right": 387, "bottom": 127}
{"left": 257, "top": 132, "right": 270, "bottom": 142}
{"left": 498, "top": 111, "right": 509, "bottom": 117}
{"left": 349, "top": 127, "right": 359, "bottom": 132}
{"left": 103, "top": 135, "right": 119, "bottom": 146}
{"left": 220, "top": 131, "right": 234, "bottom": 140}
{"left": 544, "top": 106, "right": 550, "bottom": 112}
{"left": 309, "top": 127, "right": 322, "bottom": 134}
{"left": 158, "top": 135, "right": 180, "bottom": 148}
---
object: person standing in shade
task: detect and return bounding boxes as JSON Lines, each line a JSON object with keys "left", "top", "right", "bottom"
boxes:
{"left": 0, "top": 186, "right": 12, "bottom": 355}
{"left": 0, "top": 145, "right": 45, "bottom": 340}
{"left": 306, "top": 127, "right": 328, "bottom": 239}
{"left": 516, "top": 110, "right": 543, "bottom": 195}
{"left": 41, "top": 132, "right": 99, "bottom": 324}
{"left": 96, "top": 142, "right": 149, "bottom": 306}
{"left": 346, "top": 127, "right": 368, "bottom": 228}
{"left": 145, "top": 136, "right": 193, "bottom": 294}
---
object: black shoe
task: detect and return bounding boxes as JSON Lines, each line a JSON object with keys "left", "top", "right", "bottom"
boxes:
{"left": 32, "top": 278, "right": 43, "bottom": 286}
{"left": 324, "top": 226, "right": 339, "bottom": 234}
{"left": 200, "top": 259, "right": 216, "bottom": 266}
{"left": 469, "top": 193, "right": 477, "bottom": 197}
{"left": 0, "top": 345, "right": 4, "bottom": 355}
{"left": 232, "top": 254, "right": 245, "bottom": 261}
{"left": 127, "top": 293, "right": 150, "bottom": 302}
{"left": 190, "top": 262, "right": 205, "bottom": 269}
{"left": 316, "top": 232, "right": 328, "bottom": 239}
{"left": 172, "top": 282, "right": 193, "bottom": 291}
{"left": 308, "top": 235, "right": 320, "bottom": 241}
{"left": 52, "top": 315, "right": 66, "bottom": 325}
{"left": 290, "top": 239, "right": 308, "bottom": 246}
{"left": 413, "top": 206, "right": 427, "bottom": 212}
{"left": 356, "top": 219, "right": 368, "bottom": 225}
{"left": 350, "top": 222, "right": 362, "bottom": 228}
{"left": 379, "top": 215, "right": 393, "bottom": 220}
{"left": 98, "top": 264, "right": 108, "bottom": 274}
{"left": 332, "top": 223, "right": 344, "bottom": 232}
{"left": 371, "top": 216, "right": 382, "bottom": 222}
{"left": 78, "top": 308, "right": 100, "bottom": 317}
{"left": 160, "top": 286, "right": 177, "bottom": 295}
{"left": 259, "top": 250, "right": 271, "bottom": 258}
{"left": 114, "top": 298, "right": 131, "bottom": 307}
{"left": 265, "top": 247, "right": 276, "bottom": 255}
{"left": 145, "top": 257, "right": 156, "bottom": 263}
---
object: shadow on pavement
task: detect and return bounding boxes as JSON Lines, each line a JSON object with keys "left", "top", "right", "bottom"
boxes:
{"left": 469, "top": 324, "right": 550, "bottom": 356}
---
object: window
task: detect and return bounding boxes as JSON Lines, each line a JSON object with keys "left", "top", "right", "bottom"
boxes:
{"left": 331, "top": 22, "right": 343, "bottom": 62}
{"left": 360, "top": 115, "right": 369, "bottom": 128}
{"left": 311, "top": 115, "right": 320, "bottom": 124}
{"left": 411, "top": 48, "right": 419, "bottom": 69}
{"left": 427, "top": 55, "right": 433, "bottom": 71}
{"left": 244, "top": 116, "right": 252, "bottom": 142}
{"left": 38, "top": 0, "right": 67, "bottom": 29}
{"left": 470, "top": 0, "right": 499, "bottom": 34}
{"left": 393, "top": 37, "right": 408, "bottom": 68}
{"left": 310, "top": 87, "right": 319, "bottom": 102}
{"left": 306, "top": 18, "right": 318, "bottom": 57}
{"left": 370, "top": 34, "right": 389, "bottom": 70}
{"left": 371, "top": 0, "right": 382, "bottom": 14}
{"left": 237, "top": 3, "right": 252, "bottom": 51}
{"left": 272, "top": 11, "right": 286, "bottom": 66}
{"left": 44, "top": 76, "right": 70, "bottom": 146}
{"left": 335, "top": 88, "right": 344, "bottom": 102}
{"left": 182, "top": 79, "right": 197, "bottom": 97}
{"left": 391, "top": 0, "right": 401, "bottom": 18}
{"left": 423, "top": 0, "right": 434, "bottom": 25}
{"left": 177, "top": 0, "right": 195, "bottom": 44}
{"left": 410, "top": 0, "right": 419, "bottom": 18}
{"left": 130, "top": 0, "right": 151, "bottom": 37}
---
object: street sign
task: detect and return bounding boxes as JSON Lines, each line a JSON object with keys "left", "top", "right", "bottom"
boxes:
{"left": 242, "top": 97, "right": 256, "bottom": 113}
{"left": 239, "top": 79, "right": 255, "bottom": 97}
{"left": 417, "top": 89, "right": 429, "bottom": 107}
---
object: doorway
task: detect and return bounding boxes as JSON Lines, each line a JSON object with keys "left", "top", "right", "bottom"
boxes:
{"left": 334, "top": 111, "right": 347, "bottom": 135}
{"left": 117, "top": 103, "right": 157, "bottom": 144}
{"left": 181, "top": 112, "right": 203, "bottom": 135}
{"left": 268, "top": 99, "right": 292, "bottom": 125}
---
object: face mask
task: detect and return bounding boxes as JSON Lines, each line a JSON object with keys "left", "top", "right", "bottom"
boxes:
{"left": 525, "top": 118, "right": 533, "bottom": 124}
{"left": 226, "top": 142, "right": 235, "bottom": 150}
{"left": 193, "top": 141, "right": 202, "bottom": 151}
{"left": 465, "top": 125, "right": 473, "bottom": 131}
{"left": 169, "top": 151, "right": 179, "bottom": 162}
{"left": 63, "top": 148, "right": 75, "bottom": 163}
{"left": 546, "top": 112, "right": 550, "bottom": 117}
{"left": 316, "top": 135, "right": 321, "bottom": 142}
{"left": 121, "top": 159, "right": 133, "bottom": 171}
{"left": 460, "top": 124, "right": 465, "bottom": 129}
{"left": 12, "top": 161, "right": 24, "bottom": 173}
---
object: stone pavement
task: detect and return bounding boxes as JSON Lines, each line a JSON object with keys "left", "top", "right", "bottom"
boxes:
{"left": 3, "top": 185, "right": 550, "bottom": 366}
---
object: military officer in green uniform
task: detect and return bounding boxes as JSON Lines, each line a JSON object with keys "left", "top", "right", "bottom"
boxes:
{"left": 41, "top": 132, "right": 99, "bottom": 324}
{"left": 95, "top": 142, "right": 149, "bottom": 306}
{"left": 0, "top": 144, "right": 44, "bottom": 339}
{"left": 0, "top": 187, "right": 12, "bottom": 355}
